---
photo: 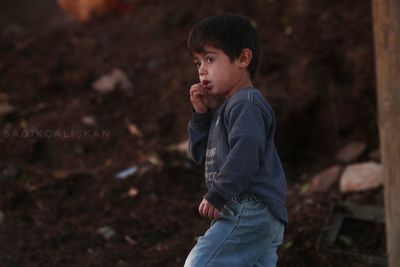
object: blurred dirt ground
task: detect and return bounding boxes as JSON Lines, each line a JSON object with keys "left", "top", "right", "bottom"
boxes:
{"left": 0, "top": 0, "right": 383, "bottom": 266}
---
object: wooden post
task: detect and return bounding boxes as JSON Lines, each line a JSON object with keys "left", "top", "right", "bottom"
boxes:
{"left": 372, "top": 0, "right": 400, "bottom": 266}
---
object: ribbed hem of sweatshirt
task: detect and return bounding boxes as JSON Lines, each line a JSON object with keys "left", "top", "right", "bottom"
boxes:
{"left": 190, "top": 110, "right": 212, "bottom": 129}
{"left": 204, "top": 190, "right": 227, "bottom": 211}
{"left": 262, "top": 197, "right": 288, "bottom": 224}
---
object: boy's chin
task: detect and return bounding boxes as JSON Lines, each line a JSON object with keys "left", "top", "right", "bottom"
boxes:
{"left": 206, "top": 88, "right": 219, "bottom": 96}
{"left": 206, "top": 90, "right": 215, "bottom": 95}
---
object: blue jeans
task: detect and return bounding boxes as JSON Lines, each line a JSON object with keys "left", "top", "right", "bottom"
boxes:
{"left": 184, "top": 195, "right": 285, "bottom": 267}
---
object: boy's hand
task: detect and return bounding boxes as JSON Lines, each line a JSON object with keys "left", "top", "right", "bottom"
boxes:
{"left": 190, "top": 83, "right": 209, "bottom": 113}
{"left": 199, "top": 198, "right": 220, "bottom": 220}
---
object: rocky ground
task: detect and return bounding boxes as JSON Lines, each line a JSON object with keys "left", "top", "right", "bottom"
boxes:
{"left": 0, "top": 0, "right": 385, "bottom": 266}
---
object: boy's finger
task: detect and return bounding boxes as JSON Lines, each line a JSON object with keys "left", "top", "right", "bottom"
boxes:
{"left": 189, "top": 84, "right": 202, "bottom": 93}
{"left": 208, "top": 206, "right": 215, "bottom": 220}
{"left": 192, "top": 91, "right": 204, "bottom": 97}
{"left": 202, "top": 203, "right": 210, "bottom": 218}
{"left": 191, "top": 89, "right": 201, "bottom": 97}
{"left": 198, "top": 201, "right": 205, "bottom": 217}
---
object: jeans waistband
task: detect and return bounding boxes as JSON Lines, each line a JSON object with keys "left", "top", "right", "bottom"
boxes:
{"left": 231, "top": 193, "right": 260, "bottom": 202}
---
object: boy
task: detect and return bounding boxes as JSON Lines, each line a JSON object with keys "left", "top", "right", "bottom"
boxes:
{"left": 185, "top": 14, "right": 287, "bottom": 267}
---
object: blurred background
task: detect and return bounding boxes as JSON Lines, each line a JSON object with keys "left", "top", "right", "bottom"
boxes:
{"left": 0, "top": 0, "right": 383, "bottom": 266}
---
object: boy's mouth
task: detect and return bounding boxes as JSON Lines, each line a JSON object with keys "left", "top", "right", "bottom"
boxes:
{"left": 202, "top": 80, "right": 211, "bottom": 89}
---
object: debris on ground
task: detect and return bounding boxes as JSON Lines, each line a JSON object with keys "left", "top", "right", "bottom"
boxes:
{"left": 92, "top": 68, "right": 133, "bottom": 94}
{"left": 340, "top": 162, "right": 383, "bottom": 193}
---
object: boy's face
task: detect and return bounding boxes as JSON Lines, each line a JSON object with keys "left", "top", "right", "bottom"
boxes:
{"left": 192, "top": 45, "right": 250, "bottom": 97}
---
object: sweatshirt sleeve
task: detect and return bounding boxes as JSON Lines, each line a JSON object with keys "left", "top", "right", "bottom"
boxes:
{"left": 204, "top": 101, "right": 270, "bottom": 210}
{"left": 188, "top": 110, "right": 212, "bottom": 167}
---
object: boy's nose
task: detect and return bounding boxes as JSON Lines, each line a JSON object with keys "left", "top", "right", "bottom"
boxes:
{"left": 198, "top": 65, "right": 207, "bottom": 76}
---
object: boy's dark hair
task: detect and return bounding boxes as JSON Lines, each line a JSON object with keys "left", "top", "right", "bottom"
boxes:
{"left": 187, "top": 14, "right": 260, "bottom": 80}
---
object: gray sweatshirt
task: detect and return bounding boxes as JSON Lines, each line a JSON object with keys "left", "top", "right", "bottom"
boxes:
{"left": 188, "top": 88, "right": 288, "bottom": 224}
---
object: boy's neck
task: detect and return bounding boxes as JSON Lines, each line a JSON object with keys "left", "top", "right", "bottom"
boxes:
{"left": 209, "top": 78, "right": 253, "bottom": 110}
{"left": 226, "top": 76, "right": 253, "bottom": 98}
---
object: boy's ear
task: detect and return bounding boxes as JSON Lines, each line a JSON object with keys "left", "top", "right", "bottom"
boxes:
{"left": 238, "top": 48, "right": 252, "bottom": 68}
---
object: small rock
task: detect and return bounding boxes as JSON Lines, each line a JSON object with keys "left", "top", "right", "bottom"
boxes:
{"left": 128, "top": 187, "right": 139, "bottom": 198}
{"left": 110, "top": 69, "right": 132, "bottom": 91}
{"left": 284, "top": 26, "right": 293, "bottom": 35}
{"left": 167, "top": 140, "right": 189, "bottom": 156}
{"left": 92, "top": 69, "right": 132, "bottom": 94}
{"left": 53, "top": 169, "right": 69, "bottom": 179}
{"left": 93, "top": 74, "right": 116, "bottom": 94}
{"left": 97, "top": 226, "right": 116, "bottom": 240}
{"left": 336, "top": 141, "right": 367, "bottom": 163}
{"left": 115, "top": 166, "right": 138, "bottom": 180}
{"left": 369, "top": 149, "right": 381, "bottom": 162}
{"left": 141, "top": 152, "right": 163, "bottom": 168}
{"left": 340, "top": 162, "right": 383, "bottom": 193}
{"left": 0, "top": 211, "right": 4, "bottom": 224}
{"left": 82, "top": 115, "right": 97, "bottom": 126}
{"left": 310, "top": 165, "right": 342, "bottom": 193}
{"left": 126, "top": 122, "right": 143, "bottom": 138}
{"left": 124, "top": 235, "right": 138, "bottom": 245}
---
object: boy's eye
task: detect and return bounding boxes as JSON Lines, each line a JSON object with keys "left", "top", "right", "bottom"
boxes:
{"left": 206, "top": 56, "right": 215, "bottom": 63}
{"left": 194, "top": 61, "right": 201, "bottom": 69}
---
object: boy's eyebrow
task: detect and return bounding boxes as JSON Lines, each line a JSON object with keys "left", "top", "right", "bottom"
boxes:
{"left": 202, "top": 48, "right": 216, "bottom": 54}
{"left": 192, "top": 51, "right": 216, "bottom": 60}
